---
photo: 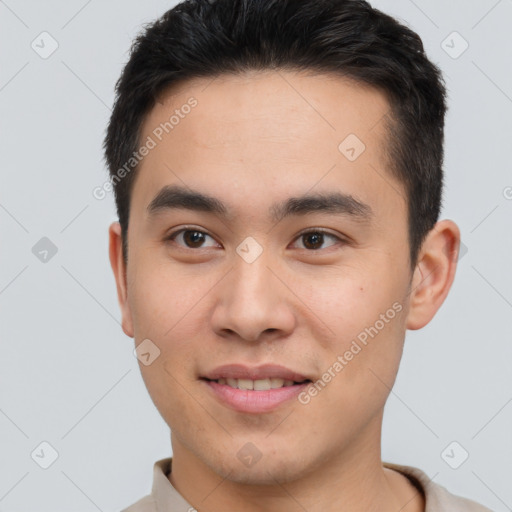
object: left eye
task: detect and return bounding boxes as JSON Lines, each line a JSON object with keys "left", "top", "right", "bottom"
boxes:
{"left": 292, "top": 229, "right": 341, "bottom": 250}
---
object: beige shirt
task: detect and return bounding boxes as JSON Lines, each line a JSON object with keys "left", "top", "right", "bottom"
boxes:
{"left": 121, "top": 457, "right": 493, "bottom": 512}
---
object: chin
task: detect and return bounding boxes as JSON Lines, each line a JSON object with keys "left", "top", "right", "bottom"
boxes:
{"left": 201, "top": 443, "right": 319, "bottom": 486}
{"left": 213, "top": 458, "right": 302, "bottom": 485}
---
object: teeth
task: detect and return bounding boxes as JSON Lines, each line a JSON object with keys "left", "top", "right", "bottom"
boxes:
{"left": 252, "top": 378, "right": 271, "bottom": 390}
{"left": 216, "top": 377, "right": 297, "bottom": 390}
{"left": 237, "top": 378, "right": 254, "bottom": 390}
{"left": 270, "top": 378, "right": 285, "bottom": 389}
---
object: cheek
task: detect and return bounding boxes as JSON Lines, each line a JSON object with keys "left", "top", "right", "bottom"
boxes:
{"left": 139, "top": 357, "right": 198, "bottom": 437}
{"left": 128, "top": 264, "right": 210, "bottom": 403}
{"left": 331, "top": 303, "right": 406, "bottom": 410}
{"left": 291, "top": 267, "right": 399, "bottom": 343}
{"left": 301, "top": 317, "right": 406, "bottom": 445}
{"left": 128, "top": 260, "right": 212, "bottom": 341}
{"left": 295, "top": 268, "right": 407, "bottom": 397}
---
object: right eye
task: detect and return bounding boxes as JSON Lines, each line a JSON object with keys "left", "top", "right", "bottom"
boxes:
{"left": 165, "top": 227, "right": 220, "bottom": 249}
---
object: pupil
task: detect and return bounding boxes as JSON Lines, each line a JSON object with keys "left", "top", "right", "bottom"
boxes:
{"left": 185, "top": 230, "right": 204, "bottom": 247}
{"left": 304, "top": 232, "right": 323, "bottom": 250}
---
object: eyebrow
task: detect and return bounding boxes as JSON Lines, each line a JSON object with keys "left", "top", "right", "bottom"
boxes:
{"left": 146, "top": 184, "right": 373, "bottom": 224}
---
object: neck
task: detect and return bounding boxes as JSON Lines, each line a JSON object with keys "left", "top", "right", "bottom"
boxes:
{"left": 168, "top": 414, "right": 424, "bottom": 512}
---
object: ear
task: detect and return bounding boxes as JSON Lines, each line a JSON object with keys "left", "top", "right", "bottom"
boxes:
{"left": 108, "top": 221, "right": 134, "bottom": 338}
{"left": 405, "top": 219, "right": 461, "bottom": 330}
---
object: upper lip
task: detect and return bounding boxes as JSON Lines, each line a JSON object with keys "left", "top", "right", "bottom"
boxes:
{"left": 201, "top": 364, "right": 311, "bottom": 382}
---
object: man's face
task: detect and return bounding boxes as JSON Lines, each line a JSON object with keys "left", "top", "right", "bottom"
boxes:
{"left": 115, "top": 70, "right": 416, "bottom": 483}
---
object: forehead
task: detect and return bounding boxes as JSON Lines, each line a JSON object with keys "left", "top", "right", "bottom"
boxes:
{"left": 132, "top": 70, "right": 403, "bottom": 223}
{"left": 144, "top": 69, "right": 391, "bottom": 150}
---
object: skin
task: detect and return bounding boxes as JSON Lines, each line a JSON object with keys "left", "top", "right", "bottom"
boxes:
{"left": 109, "top": 70, "right": 460, "bottom": 512}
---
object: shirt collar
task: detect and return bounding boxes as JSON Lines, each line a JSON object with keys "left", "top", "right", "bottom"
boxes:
{"left": 151, "top": 457, "right": 195, "bottom": 511}
{"left": 150, "top": 457, "right": 460, "bottom": 512}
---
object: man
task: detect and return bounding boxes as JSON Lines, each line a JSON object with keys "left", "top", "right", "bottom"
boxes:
{"left": 105, "top": 0, "right": 492, "bottom": 510}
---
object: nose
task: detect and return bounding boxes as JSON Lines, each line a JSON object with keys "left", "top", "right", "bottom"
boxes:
{"left": 210, "top": 250, "right": 296, "bottom": 343}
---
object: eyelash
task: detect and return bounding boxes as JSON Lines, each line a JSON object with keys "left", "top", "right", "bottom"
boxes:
{"left": 165, "top": 226, "right": 346, "bottom": 251}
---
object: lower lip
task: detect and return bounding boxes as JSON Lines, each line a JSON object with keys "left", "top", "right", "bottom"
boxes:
{"left": 202, "top": 379, "right": 311, "bottom": 413}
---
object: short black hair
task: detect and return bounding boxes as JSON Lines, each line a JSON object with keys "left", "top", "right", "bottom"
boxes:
{"left": 104, "top": 0, "right": 447, "bottom": 269}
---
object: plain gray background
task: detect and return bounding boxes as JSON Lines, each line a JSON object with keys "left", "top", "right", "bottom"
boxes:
{"left": 0, "top": 0, "right": 511, "bottom": 510}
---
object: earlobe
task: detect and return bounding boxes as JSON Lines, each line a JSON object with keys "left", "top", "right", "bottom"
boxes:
{"left": 405, "top": 220, "right": 461, "bottom": 331}
{"left": 108, "top": 221, "right": 134, "bottom": 338}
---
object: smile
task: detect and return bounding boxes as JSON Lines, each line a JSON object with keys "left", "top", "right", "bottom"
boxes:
{"left": 206, "top": 377, "right": 309, "bottom": 390}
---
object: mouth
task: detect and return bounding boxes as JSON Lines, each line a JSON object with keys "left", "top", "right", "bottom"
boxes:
{"left": 199, "top": 364, "right": 314, "bottom": 413}
{"left": 201, "top": 377, "right": 312, "bottom": 390}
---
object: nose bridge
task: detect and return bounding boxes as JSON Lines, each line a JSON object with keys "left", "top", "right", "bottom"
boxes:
{"left": 230, "top": 246, "right": 277, "bottom": 311}
{"left": 211, "top": 244, "right": 295, "bottom": 341}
